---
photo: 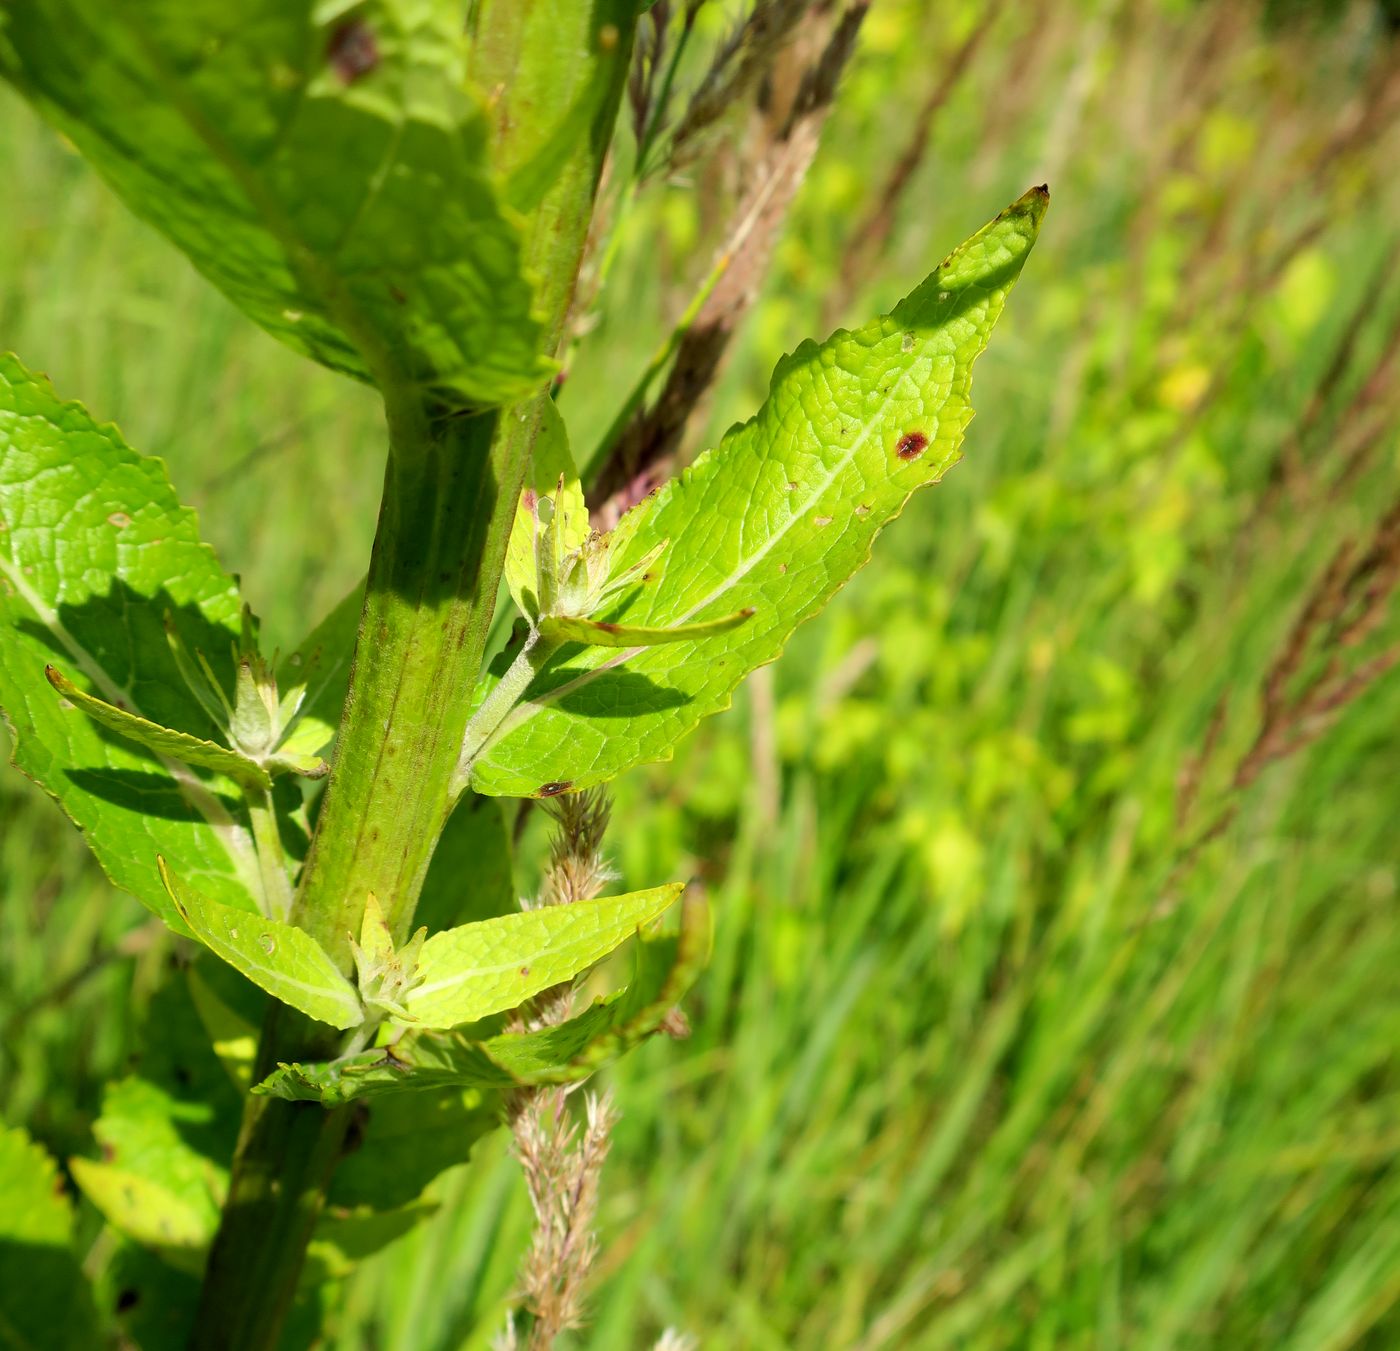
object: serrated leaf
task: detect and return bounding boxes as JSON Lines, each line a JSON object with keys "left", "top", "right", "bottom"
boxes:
{"left": 0, "top": 2, "right": 550, "bottom": 408}
{"left": 160, "top": 860, "right": 364, "bottom": 1029}
{"left": 466, "top": 188, "right": 1046, "bottom": 795}
{"left": 538, "top": 607, "right": 754, "bottom": 648}
{"left": 45, "top": 663, "right": 271, "bottom": 789}
{"left": 505, "top": 399, "right": 589, "bottom": 620}
{"left": 0, "top": 354, "right": 264, "bottom": 928}
{"left": 0, "top": 1125, "right": 100, "bottom": 1348}
{"left": 328, "top": 1089, "right": 501, "bottom": 1212}
{"left": 258, "top": 891, "right": 710, "bottom": 1104}
{"left": 307, "top": 1202, "right": 438, "bottom": 1281}
{"left": 402, "top": 883, "right": 684, "bottom": 1029}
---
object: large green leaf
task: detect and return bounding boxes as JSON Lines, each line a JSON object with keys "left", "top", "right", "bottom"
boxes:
{"left": 0, "top": 355, "right": 263, "bottom": 927}
{"left": 161, "top": 861, "right": 364, "bottom": 1029}
{"left": 0, "top": 1125, "right": 100, "bottom": 1349}
{"left": 0, "top": 1, "right": 549, "bottom": 408}
{"left": 402, "top": 882, "right": 684, "bottom": 1029}
{"left": 465, "top": 188, "right": 1047, "bottom": 795}
{"left": 255, "top": 891, "right": 710, "bottom": 1104}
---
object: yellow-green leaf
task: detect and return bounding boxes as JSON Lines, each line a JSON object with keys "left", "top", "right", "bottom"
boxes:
{"left": 402, "top": 883, "right": 684, "bottom": 1029}
{"left": 161, "top": 860, "right": 363, "bottom": 1030}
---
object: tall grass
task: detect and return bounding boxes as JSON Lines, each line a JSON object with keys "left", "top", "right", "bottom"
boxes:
{"left": 3, "top": 1, "right": 1399, "bottom": 1347}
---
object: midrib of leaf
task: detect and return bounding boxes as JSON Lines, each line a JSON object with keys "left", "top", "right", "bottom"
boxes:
{"left": 482, "top": 337, "right": 935, "bottom": 751}
{"left": 116, "top": 15, "right": 407, "bottom": 394}
{"left": 239, "top": 955, "right": 359, "bottom": 1024}
{"left": 0, "top": 542, "right": 261, "bottom": 900}
{"left": 410, "top": 951, "right": 570, "bottom": 1001}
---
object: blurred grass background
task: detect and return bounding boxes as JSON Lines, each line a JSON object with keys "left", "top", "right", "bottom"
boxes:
{"left": 4, "top": 0, "right": 1400, "bottom": 1347}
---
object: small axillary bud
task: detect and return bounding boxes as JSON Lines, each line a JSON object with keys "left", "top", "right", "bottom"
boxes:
{"left": 536, "top": 521, "right": 669, "bottom": 625}
{"left": 166, "top": 605, "right": 323, "bottom": 779}
{"left": 348, "top": 891, "right": 426, "bottom": 1022}
{"left": 229, "top": 653, "right": 281, "bottom": 757}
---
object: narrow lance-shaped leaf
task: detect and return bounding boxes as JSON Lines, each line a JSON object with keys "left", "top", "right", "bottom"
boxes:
{"left": 45, "top": 664, "right": 272, "bottom": 789}
{"left": 0, "top": 355, "right": 262, "bottom": 927}
{"left": 160, "top": 860, "right": 364, "bottom": 1030}
{"left": 402, "top": 883, "right": 684, "bottom": 1029}
{"left": 255, "top": 890, "right": 712, "bottom": 1104}
{"left": 0, "top": 1, "right": 550, "bottom": 408}
{"left": 465, "top": 188, "right": 1047, "bottom": 796}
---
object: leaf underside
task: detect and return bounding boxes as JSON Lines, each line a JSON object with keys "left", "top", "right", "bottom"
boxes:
{"left": 0, "top": 1, "right": 550, "bottom": 408}
{"left": 467, "top": 188, "right": 1047, "bottom": 796}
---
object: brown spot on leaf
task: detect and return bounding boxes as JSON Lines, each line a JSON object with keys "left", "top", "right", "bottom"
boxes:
{"left": 388, "top": 283, "right": 406, "bottom": 305}
{"left": 814, "top": 515, "right": 833, "bottom": 528}
{"left": 778, "top": 563, "right": 788, "bottom": 574}
{"left": 522, "top": 487, "right": 537, "bottom": 512}
{"left": 855, "top": 503, "right": 871, "bottom": 517}
{"left": 327, "top": 19, "right": 379, "bottom": 83}
{"left": 896, "top": 431, "right": 929, "bottom": 461}
{"left": 594, "top": 621, "right": 621, "bottom": 633}
{"left": 519, "top": 966, "right": 530, "bottom": 976}
{"left": 107, "top": 511, "right": 131, "bottom": 528}
{"left": 537, "top": 780, "right": 572, "bottom": 798}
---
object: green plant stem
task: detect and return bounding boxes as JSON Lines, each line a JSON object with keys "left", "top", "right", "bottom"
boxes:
{"left": 192, "top": 7, "right": 638, "bottom": 1346}
{"left": 245, "top": 784, "right": 293, "bottom": 921}
{"left": 454, "top": 631, "right": 562, "bottom": 794}
{"left": 190, "top": 400, "right": 542, "bottom": 1351}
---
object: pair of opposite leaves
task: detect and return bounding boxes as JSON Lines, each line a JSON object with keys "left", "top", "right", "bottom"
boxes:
{"left": 0, "top": 192, "right": 1044, "bottom": 1021}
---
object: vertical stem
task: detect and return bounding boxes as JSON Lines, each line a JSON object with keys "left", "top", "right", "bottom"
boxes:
{"left": 289, "top": 400, "right": 531, "bottom": 951}
{"left": 193, "top": 7, "right": 638, "bottom": 1347}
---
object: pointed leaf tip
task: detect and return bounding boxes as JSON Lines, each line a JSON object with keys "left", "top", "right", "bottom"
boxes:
{"left": 1012, "top": 183, "right": 1050, "bottom": 227}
